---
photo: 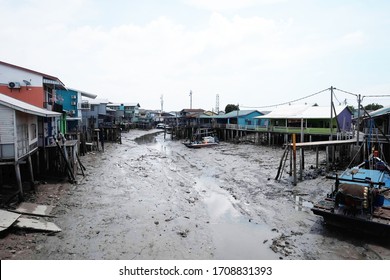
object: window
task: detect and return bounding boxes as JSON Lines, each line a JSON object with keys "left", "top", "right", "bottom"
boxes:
{"left": 30, "top": 123, "right": 37, "bottom": 140}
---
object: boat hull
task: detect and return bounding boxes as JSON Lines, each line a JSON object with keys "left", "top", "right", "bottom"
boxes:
{"left": 312, "top": 201, "right": 390, "bottom": 237}
{"left": 183, "top": 142, "right": 218, "bottom": 148}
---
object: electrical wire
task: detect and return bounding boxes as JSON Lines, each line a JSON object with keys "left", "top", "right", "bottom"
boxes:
{"left": 241, "top": 87, "right": 331, "bottom": 109}
{"left": 241, "top": 87, "right": 389, "bottom": 109}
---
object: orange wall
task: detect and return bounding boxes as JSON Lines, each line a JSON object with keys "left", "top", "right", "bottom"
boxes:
{"left": 0, "top": 85, "right": 45, "bottom": 108}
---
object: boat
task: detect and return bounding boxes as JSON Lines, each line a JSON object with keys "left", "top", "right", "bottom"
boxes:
{"left": 183, "top": 136, "right": 219, "bottom": 148}
{"left": 311, "top": 151, "right": 390, "bottom": 237}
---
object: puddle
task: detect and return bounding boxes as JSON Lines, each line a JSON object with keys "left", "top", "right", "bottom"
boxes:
{"left": 134, "top": 132, "right": 160, "bottom": 145}
{"left": 136, "top": 133, "right": 279, "bottom": 259}
{"left": 195, "top": 176, "right": 279, "bottom": 259}
{"left": 135, "top": 133, "right": 173, "bottom": 156}
{"left": 293, "top": 195, "right": 313, "bottom": 212}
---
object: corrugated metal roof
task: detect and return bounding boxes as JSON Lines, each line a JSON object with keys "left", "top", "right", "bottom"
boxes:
{"left": 108, "top": 103, "right": 140, "bottom": 107}
{"left": 84, "top": 98, "right": 109, "bottom": 105}
{"left": 0, "top": 93, "right": 61, "bottom": 117}
{"left": 67, "top": 88, "right": 97, "bottom": 99}
{"left": 256, "top": 105, "right": 309, "bottom": 119}
{"left": 217, "top": 110, "right": 262, "bottom": 118}
{"left": 256, "top": 104, "right": 349, "bottom": 119}
{"left": 367, "top": 105, "right": 390, "bottom": 118}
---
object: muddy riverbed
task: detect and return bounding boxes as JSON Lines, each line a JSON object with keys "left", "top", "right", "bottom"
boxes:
{"left": 1, "top": 129, "right": 390, "bottom": 260}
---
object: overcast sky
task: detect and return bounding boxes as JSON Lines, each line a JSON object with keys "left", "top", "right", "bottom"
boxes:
{"left": 1, "top": 0, "right": 389, "bottom": 111}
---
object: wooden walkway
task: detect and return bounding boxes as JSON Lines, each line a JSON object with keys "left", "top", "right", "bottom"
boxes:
{"left": 290, "top": 138, "right": 357, "bottom": 148}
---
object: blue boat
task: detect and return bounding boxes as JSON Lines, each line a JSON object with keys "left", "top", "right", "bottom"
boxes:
{"left": 312, "top": 153, "right": 390, "bottom": 236}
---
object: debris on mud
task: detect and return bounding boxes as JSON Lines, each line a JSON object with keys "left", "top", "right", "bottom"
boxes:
{"left": 177, "top": 229, "right": 190, "bottom": 238}
{"left": 1, "top": 129, "right": 389, "bottom": 260}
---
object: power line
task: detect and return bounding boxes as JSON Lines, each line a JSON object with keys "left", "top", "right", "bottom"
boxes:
{"left": 334, "top": 88, "right": 359, "bottom": 97}
{"left": 363, "top": 95, "right": 390, "bottom": 98}
{"left": 240, "top": 87, "right": 390, "bottom": 110}
{"left": 335, "top": 88, "right": 390, "bottom": 99}
{"left": 241, "top": 87, "right": 331, "bottom": 109}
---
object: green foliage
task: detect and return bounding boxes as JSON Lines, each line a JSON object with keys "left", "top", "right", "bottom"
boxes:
{"left": 364, "top": 103, "right": 383, "bottom": 111}
{"left": 225, "top": 104, "right": 239, "bottom": 114}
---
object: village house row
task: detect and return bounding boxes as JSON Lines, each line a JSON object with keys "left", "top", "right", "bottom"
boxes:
{"left": 0, "top": 60, "right": 389, "bottom": 200}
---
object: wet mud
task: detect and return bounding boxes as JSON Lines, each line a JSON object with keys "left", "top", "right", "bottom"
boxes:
{"left": 1, "top": 129, "right": 390, "bottom": 260}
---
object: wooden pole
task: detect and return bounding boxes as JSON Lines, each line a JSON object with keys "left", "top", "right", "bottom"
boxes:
{"left": 275, "top": 144, "right": 289, "bottom": 180}
{"left": 289, "top": 144, "right": 293, "bottom": 176}
{"left": 15, "top": 163, "right": 23, "bottom": 201}
{"left": 55, "top": 139, "right": 76, "bottom": 183}
{"left": 293, "top": 133, "right": 297, "bottom": 185}
{"left": 299, "top": 148, "right": 303, "bottom": 181}
{"left": 326, "top": 146, "right": 330, "bottom": 171}
{"left": 27, "top": 155, "right": 35, "bottom": 191}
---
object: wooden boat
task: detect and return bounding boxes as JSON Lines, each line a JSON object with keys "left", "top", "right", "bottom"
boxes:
{"left": 183, "top": 136, "right": 219, "bottom": 148}
{"left": 311, "top": 152, "right": 390, "bottom": 236}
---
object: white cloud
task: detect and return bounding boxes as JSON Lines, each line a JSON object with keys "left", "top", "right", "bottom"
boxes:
{"left": 184, "top": 0, "right": 285, "bottom": 11}
{"left": 0, "top": 1, "right": 387, "bottom": 110}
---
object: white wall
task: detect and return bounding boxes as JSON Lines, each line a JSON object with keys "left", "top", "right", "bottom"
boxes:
{"left": 0, "top": 64, "right": 42, "bottom": 87}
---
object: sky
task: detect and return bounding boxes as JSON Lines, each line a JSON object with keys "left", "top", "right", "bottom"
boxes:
{"left": 1, "top": 0, "right": 390, "bottom": 112}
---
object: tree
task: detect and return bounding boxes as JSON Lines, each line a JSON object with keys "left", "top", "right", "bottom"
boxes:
{"left": 225, "top": 104, "right": 239, "bottom": 114}
{"left": 364, "top": 103, "right": 383, "bottom": 111}
{"left": 347, "top": 105, "right": 355, "bottom": 113}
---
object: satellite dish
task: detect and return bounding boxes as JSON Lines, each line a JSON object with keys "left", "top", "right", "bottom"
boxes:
{"left": 23, "top": 80, "right": 31, "bottom": 86}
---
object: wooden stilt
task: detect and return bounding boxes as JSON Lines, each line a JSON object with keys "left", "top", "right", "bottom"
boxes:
{"left": 299, "top": 148, "right": 303, "bottom": 181}
{"left": 326, "top": 146, "right": 330, "bottom": 171}
{"left": 36, "top": 150, "right": 40, "bottom": 177}
{"left": 289, "top": 144, "right": 293, "bottom": 176}
{"left": 292, "top": 134, "right": 297, "bottom": 185}
{"left": 27, "top": 155, "right": 35, "bottom": 191}
{"left": 275, "top": 144, "right": 289, "bottom": 180}
{"left": 15, "top": 163, "right": 23, "bottom": 201}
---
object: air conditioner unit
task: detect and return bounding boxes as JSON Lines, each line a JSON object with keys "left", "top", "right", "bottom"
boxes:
{"left": 8, "top": 82, "right": 21, "bottom": 89}
{"left": 71, "top": 101, "right": 77, "bottom": 106}
{"left": 71, "top": 95, "right": 77, "bottom": 99}
{"left": 70, "top": 110, "right": 76, "bottom": 115}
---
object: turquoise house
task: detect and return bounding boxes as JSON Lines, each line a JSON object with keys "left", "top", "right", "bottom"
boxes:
{"left": 218, "top": 110, "right": 266, "bottom": 128}
{"left": 56, "top": 88, "right": 97, "bottom": 133}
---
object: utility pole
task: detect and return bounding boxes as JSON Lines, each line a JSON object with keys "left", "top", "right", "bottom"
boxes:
{"left": 216, "top": 94, "right": 220, "bottom": 114}
{"left": 160, "top": 95, "right": 164, "bottom": 113}
{"left": 330, "top": 86, "right": 334, "bottom": 138}
{"left": 189, "top": 90, "right": 192, "bottom": 109}
{"left": 357, "top": 94, "right": 361, "bottom": 145}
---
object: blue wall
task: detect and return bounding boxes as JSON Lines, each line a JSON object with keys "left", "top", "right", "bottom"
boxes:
{"left": 337, "top": 107, "right": 352, "bottom": 131}
{"left": 56, "top": 89, "right": 78, "bottom": 116}
{"left": 237, "top": 111, "right": 263, "bottom": 126}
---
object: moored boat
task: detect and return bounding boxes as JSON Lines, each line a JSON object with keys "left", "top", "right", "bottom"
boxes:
{"left": 311, "top": 152, "right": 390, "bottom": 236}
{"left": 183, "top": 136, "right": 219, "bottom": 148}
